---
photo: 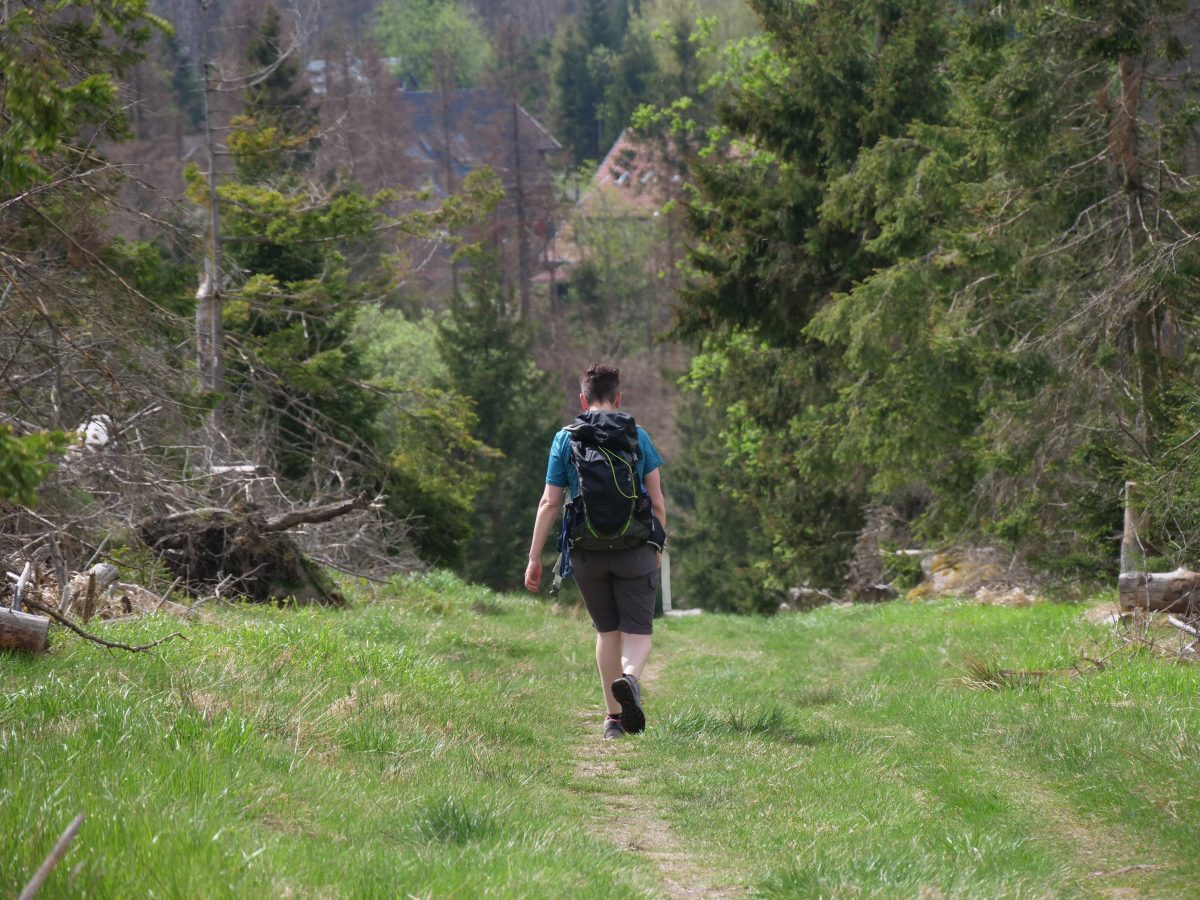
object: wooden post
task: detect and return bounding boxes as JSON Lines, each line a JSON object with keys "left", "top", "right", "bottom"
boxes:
{"left": 0, "top": 607, "right": 51, "bottom": 653}
{"left": 13, "top": 560, "right": 32, "bottom": 611}
{"left": 1119, "top": 480, "right": 1146, "bottom": 575}
{"left": 81, "top": 572, "right": 96, "bottom": 624}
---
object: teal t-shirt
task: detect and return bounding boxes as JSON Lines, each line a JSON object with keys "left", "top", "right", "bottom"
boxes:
{"left": 546, "top": 426, "right": 663, "bottom": 498}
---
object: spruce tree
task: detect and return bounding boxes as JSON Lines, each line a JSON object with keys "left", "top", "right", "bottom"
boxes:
{"left": 238, "top": 4, "right": 320, "bottom": 179}
{"left": 555, "top": 24, "right": 603, "bottom": 162}
{"left": 675, "top": 0, "right": 953, "bottom": 595}
{"left": 436, "top": 251, "right": 559, "bottom": 589}
{"left": 677, "top": 0, "right": 1200, "bottom": 591}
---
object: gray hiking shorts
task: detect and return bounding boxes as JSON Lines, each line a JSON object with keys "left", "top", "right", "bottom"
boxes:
{"left": 572, "top": 544, "right": 659, "bottom": 635}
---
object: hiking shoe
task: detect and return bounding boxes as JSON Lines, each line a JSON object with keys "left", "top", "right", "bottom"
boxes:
{"left": 611, "top": 673, "right": 645, "bottom": 734}
{"left": 603, "top": 715, "right": 626, "bottom": 740}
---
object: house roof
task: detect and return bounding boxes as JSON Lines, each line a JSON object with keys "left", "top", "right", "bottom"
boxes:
{"left": 582, "top": 128, "right": 686, "bottom": 216}
{"left": 534, "top": 130, "right": 690, "bottom": 282}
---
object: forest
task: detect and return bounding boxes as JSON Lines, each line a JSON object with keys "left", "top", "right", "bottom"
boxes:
{"left": 3, "top": 0, "right": 1200, "bottom": 612}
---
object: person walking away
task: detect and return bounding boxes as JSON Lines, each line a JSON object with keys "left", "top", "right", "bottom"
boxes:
{"left": 524, "top": 363, "right": 667, "bottom": 739}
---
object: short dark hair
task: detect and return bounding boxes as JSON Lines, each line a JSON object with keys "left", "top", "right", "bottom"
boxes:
{"left": 581, "top": 363, "right": 620, "bottom": 404}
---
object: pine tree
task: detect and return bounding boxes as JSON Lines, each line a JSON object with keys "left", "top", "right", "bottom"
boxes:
{"left": 554, "top": 23, "right": 603, "bottom": 162}
{"left": 552, "top": 0, "right": 662, "bottom": 164}
{"left": 220, "top": 5, "right": 361, "bottom": 456}
{"left": 237, "top": 4, "right": 320, "bottom": 179}
{"left": 436, "top": 251, "right": 559, "bottom": 589}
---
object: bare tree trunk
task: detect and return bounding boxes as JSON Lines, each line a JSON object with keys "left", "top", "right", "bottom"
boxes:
{"left": 195, "top": 75, "right": 227, "bottom": 459}
{"left": 511, "top": 97, "right": 532, "bottom": 320}
{"left": 434, "top": 51, "right": 460, "bottom": 295}
{"left": 1115, "top": 51, "right": 1160, "bottom": 449}
{"left": 197, "top": 1, "right": 225, "bottom": 451}
{"left": 1120, "top": 480, "right": 1146, "bottom": 575}
{"left": 492, "top": 20, "right": 535, "bottom": 318}
{"left": 198, "top": 63, "right": 224, "bottom": 396}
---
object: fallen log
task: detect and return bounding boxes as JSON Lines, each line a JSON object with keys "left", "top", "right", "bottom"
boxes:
{"left": 0, "top": 607, "right": 50, "bottom": 653}
{"left": 1118, "top": 568, "right": 1200, "bottom": 612}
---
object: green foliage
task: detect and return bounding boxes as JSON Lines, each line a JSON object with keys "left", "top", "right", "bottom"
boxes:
{"left": 553, "top": 0, "right": 686, "bottom": 164}
{"left": 881, "top": 547, "right": 923, "bottom": 592}
{"left": 0, "top": 426, "right": 67, "bottom": 506}
{"left": 565, "top": 194, "right": 667, "bottom": 356}
{"left": 230, "top": 5, "right": 320, "bottom": 181}
{"left": 354, "top": 308, "right": 487, "bottom": 567}
{"left": 1131, "top": 388, "right": 1200, "bottom": 568}
{"left": 184, "top": 7, "right": 504, "bottom": 566}
{"left": 164, "top": 33, "right": 203, "bottom": 130}
{"left": 0, "top": 0, "right": 169, "bottom": 192}
{"left": 374, "top": 0, "right": 491, "bottom": 88}
{"left": 668, "top": 392, "right": 776, "bottom": 614}
{"left": 669, "top": 0, "right": 1200, "bottom": 594}
{"left": 354, "top": 308, "right": 450, "bottom": 387}
{"left": 436, "top": 251, "right": 560, "bottom": 589}
{"left": 553, "top": 24, "right": 603, "bottom": 162}
{"left": 668, "top": 0, "right": 951, "bottom": 596}
{"left": 103, "top": 238, "right": 194, "bottom": 318}
{"left": 381, "top": 386, "right": 488, "bottom": 568}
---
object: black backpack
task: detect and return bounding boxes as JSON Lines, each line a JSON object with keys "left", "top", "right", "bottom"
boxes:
{"left": 563, "top": 410, "right": 664, "bottom": 551}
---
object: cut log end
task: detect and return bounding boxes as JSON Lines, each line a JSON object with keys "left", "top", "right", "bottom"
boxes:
{"left": 1118, "top": 568, "right": 1200, "bottom": 612}
{"left": 0, "top": 607, "right": 51, "bottom": 654}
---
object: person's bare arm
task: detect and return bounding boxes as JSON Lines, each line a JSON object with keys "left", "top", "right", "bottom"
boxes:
{"left": 643, "top": 469, "right": 667, "bottom": 568}
{"left": 525, "top": 483, "right": 565, "bottom": 591}
{"left": 643, "top": 468, "right": 666, "bottom": 531}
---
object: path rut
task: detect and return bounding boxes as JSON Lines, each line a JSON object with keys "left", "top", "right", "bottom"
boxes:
{"left": 572, "top": 657, "right": 743, "bottom": 899}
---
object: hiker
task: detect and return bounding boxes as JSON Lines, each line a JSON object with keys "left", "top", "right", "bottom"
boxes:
{"left": 525, "top": 363, "right": 667, "bottom": 739}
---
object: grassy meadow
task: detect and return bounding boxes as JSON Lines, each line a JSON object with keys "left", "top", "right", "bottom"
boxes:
{"left": 3, "top": 575, "right": 1200, "bottom": 897}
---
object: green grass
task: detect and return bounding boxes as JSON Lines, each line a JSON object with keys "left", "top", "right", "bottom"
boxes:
{"left": 3, "top": 578, "right": 1199, "bottom": 897}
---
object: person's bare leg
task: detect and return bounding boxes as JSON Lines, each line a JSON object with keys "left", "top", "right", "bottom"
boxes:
{"left": 596, "top": 630, "right": 623, "bottom": 714}
{"left": 621, "top": 632, "right": 651, "bottom": 678}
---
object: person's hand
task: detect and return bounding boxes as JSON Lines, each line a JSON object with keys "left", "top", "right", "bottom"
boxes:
{"left": 524, "top": 558, "right": 543, "bottom": 592}
{"left": 656, "top": 551, "right": 662, "bottom": 570}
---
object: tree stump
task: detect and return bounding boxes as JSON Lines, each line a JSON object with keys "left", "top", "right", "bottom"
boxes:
{"left": 137, "top": 497, "right": 365, "bottom": 605}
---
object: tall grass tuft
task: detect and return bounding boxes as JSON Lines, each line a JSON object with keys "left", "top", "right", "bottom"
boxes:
{"left": 411, "top": 797, "right": 498, "bottom": 844}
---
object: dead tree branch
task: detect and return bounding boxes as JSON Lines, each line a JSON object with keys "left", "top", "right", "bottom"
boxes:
{"left": 21, "top": 597, "right": 187, "bottom": 653}
{"left": 18, "top": 812, "right": 85, "bottom": 900}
